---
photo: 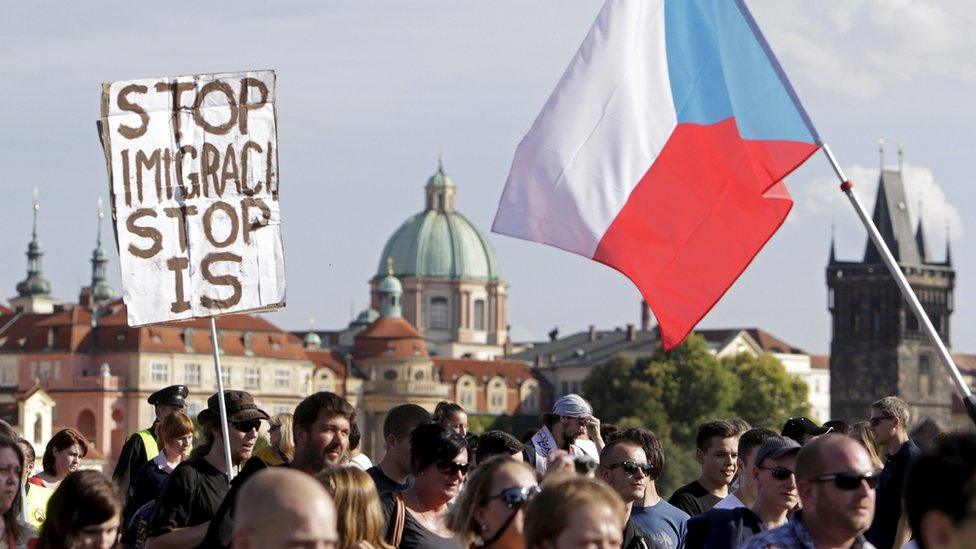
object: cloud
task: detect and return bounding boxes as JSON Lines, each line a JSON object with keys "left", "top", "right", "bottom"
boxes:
{"left": 801, "top": 162, "right": 963, "bottom": 259}
{"left": 756, "top": 0, "right": 976, "bottom": 100}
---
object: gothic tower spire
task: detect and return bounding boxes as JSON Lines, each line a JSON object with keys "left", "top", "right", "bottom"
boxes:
{"left": 90, "top": 197, "right": 116, "bottom": 304}
{"left": 15, "top": 188, "right": 52, "bottom": 298}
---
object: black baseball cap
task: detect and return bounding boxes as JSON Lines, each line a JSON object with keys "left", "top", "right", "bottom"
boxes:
{"left": 782, "top": 417, "right": 832, "bottom": 442}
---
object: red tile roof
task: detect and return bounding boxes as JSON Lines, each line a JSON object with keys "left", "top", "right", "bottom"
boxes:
{"left": 354, "top": 317, "right": 429, "bottom": 359}
{"left": 951, "top": 353, "right": 976, "bottom": 374}
{"left": 306, "top": 348, "right": 347, "bottom": 377}
{"left": 810, "top": 354, "right": 829, "bottom": 370}
{"left": 0, "top": 300, "right": 309, "bottom": 360}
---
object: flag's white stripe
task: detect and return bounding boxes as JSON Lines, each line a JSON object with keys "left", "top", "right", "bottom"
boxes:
{"left": 493, "top": 0, "right": 678, "bottom": 258}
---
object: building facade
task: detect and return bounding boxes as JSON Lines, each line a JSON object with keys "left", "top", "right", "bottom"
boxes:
{"left": 369, "top": 160, "right": 508, "bottom": 359}
{"left": 827, "top": 167, "right": 955, "bottom": 427}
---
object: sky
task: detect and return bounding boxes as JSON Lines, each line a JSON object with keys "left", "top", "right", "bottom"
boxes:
{"left": 1, "top": 0, "right": 974, "bottom": 355}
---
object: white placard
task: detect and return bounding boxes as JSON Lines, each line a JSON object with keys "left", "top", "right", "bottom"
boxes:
{"left": 98, "top": 70, "right": 285, "bottom": 326}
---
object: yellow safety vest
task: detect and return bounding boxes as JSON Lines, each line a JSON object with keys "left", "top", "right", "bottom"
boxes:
{"left": 26, "top": 484, "right": 54, "bottom": 529}
{"left": 134, "top": 429, "right": 159, "bottom": 459}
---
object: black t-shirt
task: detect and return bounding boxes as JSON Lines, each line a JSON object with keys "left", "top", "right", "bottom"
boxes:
{"left": 368, "top": 465, "right": 411, "bottom": 494}
{"left": 683, "top": 507, "right": 763, "bottom": 549}
{"left": 148, "top": 457, "right": 230, "bottom": 538}
{"left": 668, "top": 481, "right": 721, "bottom": 517}
{"left": 200, "top": 456, "right": 273, "bottom": 549}
{"left": 867, "top": 439, "right": 921, "bottom": 549}
{"left": 381, "top": 493, "right": 461, "bottom": 549}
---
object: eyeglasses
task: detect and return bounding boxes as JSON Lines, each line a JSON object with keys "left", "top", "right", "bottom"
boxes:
{"left": 435, "top": 460, "right": 470, "bottom": 476}
{"left": 758, "top": 466, "right": 795, "bottom": 481}
{"left": 269, "top": 425, "right": 281, "bottom": 433}
{"left": 812, "top": 470, "right": 882, "bottom": 490}
{"left": 605, "top": 461, "right": 654, "bottom": 476}
{"left": 484, "top": 485, "right": 541, "bottom": 509}
{"left": 869, "top": 416, "right": 895, "bottom": 427}
{"left": 231, "top": 420, "right": 261, "bottom": 433}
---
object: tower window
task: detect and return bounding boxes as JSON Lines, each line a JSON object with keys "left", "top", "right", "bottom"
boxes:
{"left": 474, "top": 300, "right": 485, "bottom": 331}
{"left": 429, "top": 298, "right": 449, "bottom": 330}
{"left": 919, "top": 355, "right": 933, "bottom": 397}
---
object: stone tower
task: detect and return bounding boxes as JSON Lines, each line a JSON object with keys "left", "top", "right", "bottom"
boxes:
{"left": 827, "top": 167, "right": 955, "bottom": 427}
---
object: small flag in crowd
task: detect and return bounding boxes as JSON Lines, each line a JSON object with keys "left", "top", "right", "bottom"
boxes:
{"left": 492, "top": 0, "right": 820, "bottom": 349}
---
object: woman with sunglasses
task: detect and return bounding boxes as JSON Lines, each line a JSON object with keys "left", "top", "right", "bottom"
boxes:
{"left": 253, "top": 412, "right": 294, "bottom": 466}
{"left": 382, "top": 422, "right": 466, "bottom": 548}
{"left": 146, "top": 390, "right": 268, "bottom": 549}
{"left": 450, "top": 456, "right": 538, "bottom": 548}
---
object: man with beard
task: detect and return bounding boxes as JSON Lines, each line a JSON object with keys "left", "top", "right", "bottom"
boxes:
{"left": 523, "top": 394, "right": 603, "bottom": 474}
{"left": 669, "top": 421, "right": 739, "bottom": 516}
{"left": 598, "top": 439, "right": 652, "bottom": 549}
{"left": 200, "top": 391, "right": 354, "bottom": 548}
{"left": 146, "top": 390, "right": 268, "bottom": 549}
{"left": 743, "top": 434, "right": 880, "bottom": 549}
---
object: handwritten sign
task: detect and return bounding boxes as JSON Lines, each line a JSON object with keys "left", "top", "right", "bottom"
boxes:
{"left": 98, "top": 70, "right": 285, "bottom": 326}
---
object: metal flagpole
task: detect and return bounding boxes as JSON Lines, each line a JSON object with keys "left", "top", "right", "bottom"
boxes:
{"left": 209, "top": 317, "right": 235, "bottom": 481}
{"left": 822, "top": 144, "right": 976, "bottom": 428}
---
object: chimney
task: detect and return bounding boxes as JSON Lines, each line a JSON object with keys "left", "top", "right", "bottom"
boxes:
{"left": 588, "top": 325, "right": 596, "bottom": 342}
{"left": 640, "top": 301, "right": 650, "bottom": 332}
{"left": 626, "top": 324, "right": 636, "bottom": 341}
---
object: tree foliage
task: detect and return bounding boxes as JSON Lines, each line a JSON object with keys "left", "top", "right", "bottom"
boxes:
{"left": 581, "top": 334, "right": 814, "bottom": 496}
{"left": 722, "top": 352, "right": 811, "bottom": 430}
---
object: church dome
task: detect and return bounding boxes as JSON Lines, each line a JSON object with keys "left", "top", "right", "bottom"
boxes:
{"left": 376, "top": 162, "right": 502, "bottom": 281}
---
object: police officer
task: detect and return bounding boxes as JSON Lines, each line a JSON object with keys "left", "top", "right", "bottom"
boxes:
{"left": 112, "top": 384, "right": 189, "bottom": 495}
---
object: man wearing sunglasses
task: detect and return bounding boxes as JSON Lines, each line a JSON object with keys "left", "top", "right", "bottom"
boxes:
{"left": 686, "top": 436, "right": 800, "bottom": 548}
{"left": 598, "top": 439, "right": 652, "bottom": 549}
{"left": 867, "top": 396, "right": 920, "bottom": 549}
{"left": 743, "top": 434, "right": 879, "bottom": 549}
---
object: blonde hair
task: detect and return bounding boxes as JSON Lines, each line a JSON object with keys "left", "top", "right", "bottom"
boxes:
{"left": 272, "top": 412, "right": 295, "bottom": 461}
{"left": 318, "top": 466, "right": 393, "bottom": 549}
{"left": 849, "top": 421, "right": 884, "bottom": 469}
{"left": 523, "top": 476, "right": 626, "bottom": 548}
{"left": 449, "top": 457, "right": 534, "bottom": 546}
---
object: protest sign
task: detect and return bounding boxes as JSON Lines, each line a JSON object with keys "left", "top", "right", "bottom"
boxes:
{"left": 98, "top": 70, "right": 285, "bottom": 326}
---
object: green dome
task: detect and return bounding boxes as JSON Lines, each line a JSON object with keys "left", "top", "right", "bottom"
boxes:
{"left": 377, "top": 162, "right": 501, "bottom": 281}
{"left": 377, "top": 210, "right": 502, "bottom": 281}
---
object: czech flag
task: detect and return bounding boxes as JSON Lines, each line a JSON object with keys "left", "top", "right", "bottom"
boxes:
{"left": 492, "top": 0, "right": 820, "bottom": 350}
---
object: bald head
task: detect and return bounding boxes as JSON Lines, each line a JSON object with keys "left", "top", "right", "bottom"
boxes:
{"left": 796, "top": 434, "right": 869, "bottom": 481}
{"left": 233, "top": 468, "right": 338, "bottom": 549}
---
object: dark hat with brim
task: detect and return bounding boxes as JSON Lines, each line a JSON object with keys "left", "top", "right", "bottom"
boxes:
{"left": 148, "top": 385, "right": 189, "bottom": 408}
{"left": 198, "top": 390, "right": 270, "bottom": 424}
{"left": 782, "top": 416, "right": 832, "bottom": 442}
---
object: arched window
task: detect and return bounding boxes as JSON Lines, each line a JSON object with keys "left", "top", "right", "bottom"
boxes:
{"left": 473, "top": 300, "right": 485, "bottom": 331}
{"left": 456, "top": 376, "right": 476, "bottom": 411}
{"left": 77, "top": 410, "right": 97, "bottom": 446}
{"left": 487, "top": 377, "right": 508, "bottom": 414}
{"left": 315, "top": 369, "right": 336, "bottom": 393}
{"left": 429, "top": 298, "right": 449, "bottom": 330}
{"left": 519, "top": 379, "right": 541, "bottom": 415}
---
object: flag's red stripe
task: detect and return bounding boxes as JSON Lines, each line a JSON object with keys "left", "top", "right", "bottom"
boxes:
{"left": 592, "top": 118, "right": 818, "bottom": 350}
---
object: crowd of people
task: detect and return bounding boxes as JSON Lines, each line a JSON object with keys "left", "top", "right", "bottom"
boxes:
{"left": 0, "top": 384, "right": 972, "bottom": 548}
